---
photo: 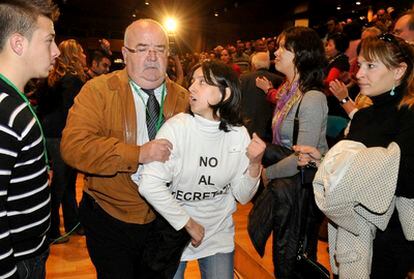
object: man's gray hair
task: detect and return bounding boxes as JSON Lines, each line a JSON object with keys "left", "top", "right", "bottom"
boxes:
{"left": 251, "top": 52, "right": 270, "bottom": 70}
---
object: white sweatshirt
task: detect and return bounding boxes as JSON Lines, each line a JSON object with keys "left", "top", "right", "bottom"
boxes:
{"left": 137, "top": 113, "right": 259, "bottom": 260}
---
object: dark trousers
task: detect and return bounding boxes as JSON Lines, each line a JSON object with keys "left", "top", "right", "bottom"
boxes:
{"left": 47, "top": 138, "right": 79, "bottom": 237}
{"left": 370, "top": 212, "right": 414, "bottom": 279}
{"left": 79, "top": 193, "right": 161, "bottom": 279}
{"left": 16, "top": 248, "right": 49, "bottom": 279}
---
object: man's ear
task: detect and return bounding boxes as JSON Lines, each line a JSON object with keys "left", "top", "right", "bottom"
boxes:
{"left": 121, "top": 47, "right": 128, "bottom": 65}
{"left": 9, "top": 33, "right": 26, "bottom": 56}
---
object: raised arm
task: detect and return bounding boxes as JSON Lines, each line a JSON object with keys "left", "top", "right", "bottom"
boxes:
{"left": 231, "top": 131, "right": 265, "bottom": 204}
{"left": 329, "top": 79, "right": 358, "bottom": 118}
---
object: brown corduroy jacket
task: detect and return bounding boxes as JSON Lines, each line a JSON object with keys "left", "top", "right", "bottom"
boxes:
{"left": 61, "top": 69, "right": 189, "bottom": 224}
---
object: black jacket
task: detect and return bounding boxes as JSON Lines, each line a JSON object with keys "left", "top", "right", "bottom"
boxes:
{"left": 249, "top": 144, "right": 322, "bottom": 279}
{"left": 240, "top": 68, "right": 283, "bottom": 142}
{"left": 36, "top": 74, "right": 83, "bottom": 138}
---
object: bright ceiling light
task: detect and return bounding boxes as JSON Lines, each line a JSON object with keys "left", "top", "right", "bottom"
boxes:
{"left": 164, "top": 17, "right": 177, "bottom": 32}
{"left": 356, "top": 1, "right": 361, "bottom": 5}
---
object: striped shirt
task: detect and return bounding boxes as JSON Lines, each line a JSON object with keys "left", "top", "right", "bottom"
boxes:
{"left": 0, "top": 78, "right": 50, "bottom": 278}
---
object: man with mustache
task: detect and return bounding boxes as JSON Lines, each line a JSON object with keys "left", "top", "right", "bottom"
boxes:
{"left": 61, "top": 19, "right": 190, "bottom": 278}
{"left": 0, "top": 0, "right": 60, "bottom": 278}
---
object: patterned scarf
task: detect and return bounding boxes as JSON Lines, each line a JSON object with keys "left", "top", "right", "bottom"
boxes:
{"left": 272, "top": 80, "right": 302, "bottom": 144}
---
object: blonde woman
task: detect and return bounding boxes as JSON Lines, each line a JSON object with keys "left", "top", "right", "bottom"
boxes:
{"left": 37, "top": 39, "right": 87, "bottom": 243}
{"left": 295, "top": 34, "right": 414, "bottom": 278}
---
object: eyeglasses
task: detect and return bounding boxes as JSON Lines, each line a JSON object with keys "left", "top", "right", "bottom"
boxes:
{"left": 377, "top": 33, "right": 408, "bottom": 59}
{"left": 123, "top": 45, "right": 167, "bottom": 55}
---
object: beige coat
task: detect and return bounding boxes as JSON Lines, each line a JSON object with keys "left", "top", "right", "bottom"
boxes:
{"left": 61, "top": 69, "right": 189, "bottom": 224}
{"left": 313, "top": 140, "right": 401, "bottom": 278}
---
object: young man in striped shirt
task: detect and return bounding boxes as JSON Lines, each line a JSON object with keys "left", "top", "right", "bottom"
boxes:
{"left": 0, "top": 0, "right": 60, "bottom": 278}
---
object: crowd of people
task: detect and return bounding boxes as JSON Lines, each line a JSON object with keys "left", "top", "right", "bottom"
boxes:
{"left": 0, "top": 0, "right": 414, "bottom": 279}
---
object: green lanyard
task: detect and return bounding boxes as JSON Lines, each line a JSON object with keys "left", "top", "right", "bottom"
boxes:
{"left": 0, "top": 73, "right": 49, "bottom": 168}
{"left": 129, "top": 80, "right": 166, "bottom": 133}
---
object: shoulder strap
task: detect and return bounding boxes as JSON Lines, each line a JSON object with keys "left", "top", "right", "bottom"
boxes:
{"left": 292, "top": 95, "right": 304, "bottom": 146}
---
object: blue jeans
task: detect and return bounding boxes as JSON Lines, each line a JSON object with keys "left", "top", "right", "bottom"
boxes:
{"left": 173, "top": 251, "right": 234, "bottom": 279}
{"left": 16, "top": 248, "right": 49, "bottom": 279}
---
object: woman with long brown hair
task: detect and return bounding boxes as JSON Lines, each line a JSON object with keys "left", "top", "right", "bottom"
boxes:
{"left": 254, "top": 26, "right": 328, "bottom": 278}
{"left": 37, "top": 39, "right": 87, "bottom": 243}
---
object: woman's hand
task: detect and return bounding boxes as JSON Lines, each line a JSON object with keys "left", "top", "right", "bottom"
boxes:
{"left": 184, "top": 218, "right": 205, "bottom": 248}
{"left": 329, "top": 79, "right": 349, "bottom": 101}
{"left": 246, "top": 133, "right": 266, "bottom": 177}
{"left": 292, "top": 145, "right": 322, "bottom": 167}
{"left": 255, "top": 76, "right": 273, "bottom": 93}
{"left": 247, "top": 133, "right": 266, "bottom": 164}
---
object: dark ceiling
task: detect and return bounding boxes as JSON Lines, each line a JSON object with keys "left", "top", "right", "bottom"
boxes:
{"left": 55, "top": 0, "right": 245, "bottom": 38}
{"left": 54, "top": 0, "right": 409, "bottom": 51}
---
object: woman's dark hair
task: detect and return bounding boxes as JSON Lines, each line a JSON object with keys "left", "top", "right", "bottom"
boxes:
{"left": 342, "top": 21, "right": 362, "bottom": 41}
{"left": 327, "top": 32, "right": 350, "bottom": 53}
{"left": 279, "top": 26, "right": 327, "bottom": 93}
{"left": 189, "top": 60, "right": 243, "bottom": 132}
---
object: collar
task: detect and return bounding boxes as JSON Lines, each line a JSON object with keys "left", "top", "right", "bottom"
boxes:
{"left": 129, "top": 80, "right": 165, "bottom": 97}
{"left": 193, "top": 114, "right": 222, "bottom": 137}
{"left": 370, "top": 85, "right": 404, "bottom": 106}
{"left": 328, "top": 52, "right": 346, "bottom": 64}
{"left": 0, "top": 73, "right": 17, "bottom": 95}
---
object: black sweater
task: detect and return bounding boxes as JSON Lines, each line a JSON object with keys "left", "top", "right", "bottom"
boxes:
{"left": 348, "top": 86, "right": 414, "bottom": 198}
{"left": 36, "top": 74, "right": 84, "bottom": 138}
{"left": 0, "top": 77, "right": 50, "bottom": 278}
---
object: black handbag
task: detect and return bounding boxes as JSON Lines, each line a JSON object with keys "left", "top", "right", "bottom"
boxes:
{"left": 294, "top": 174, "right": 329, "bottom": 279}
{"left": 299, "top": 161, "right": 318, "bottom": 185}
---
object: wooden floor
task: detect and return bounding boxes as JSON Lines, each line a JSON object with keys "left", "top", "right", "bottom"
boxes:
{"left": 46, "top": 175, "right": 330, "bottom": 278}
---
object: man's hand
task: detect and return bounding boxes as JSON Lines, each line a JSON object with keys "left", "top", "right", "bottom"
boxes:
{"left": 184, "top": 218, "right": 205, "bottom": 247}
{"left": 138, "top": 139, "right": 173, "bottom": 164}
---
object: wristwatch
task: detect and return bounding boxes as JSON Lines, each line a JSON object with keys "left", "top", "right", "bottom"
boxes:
{"left": 339, "top": 96, "right": 351, "bottom": 104}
